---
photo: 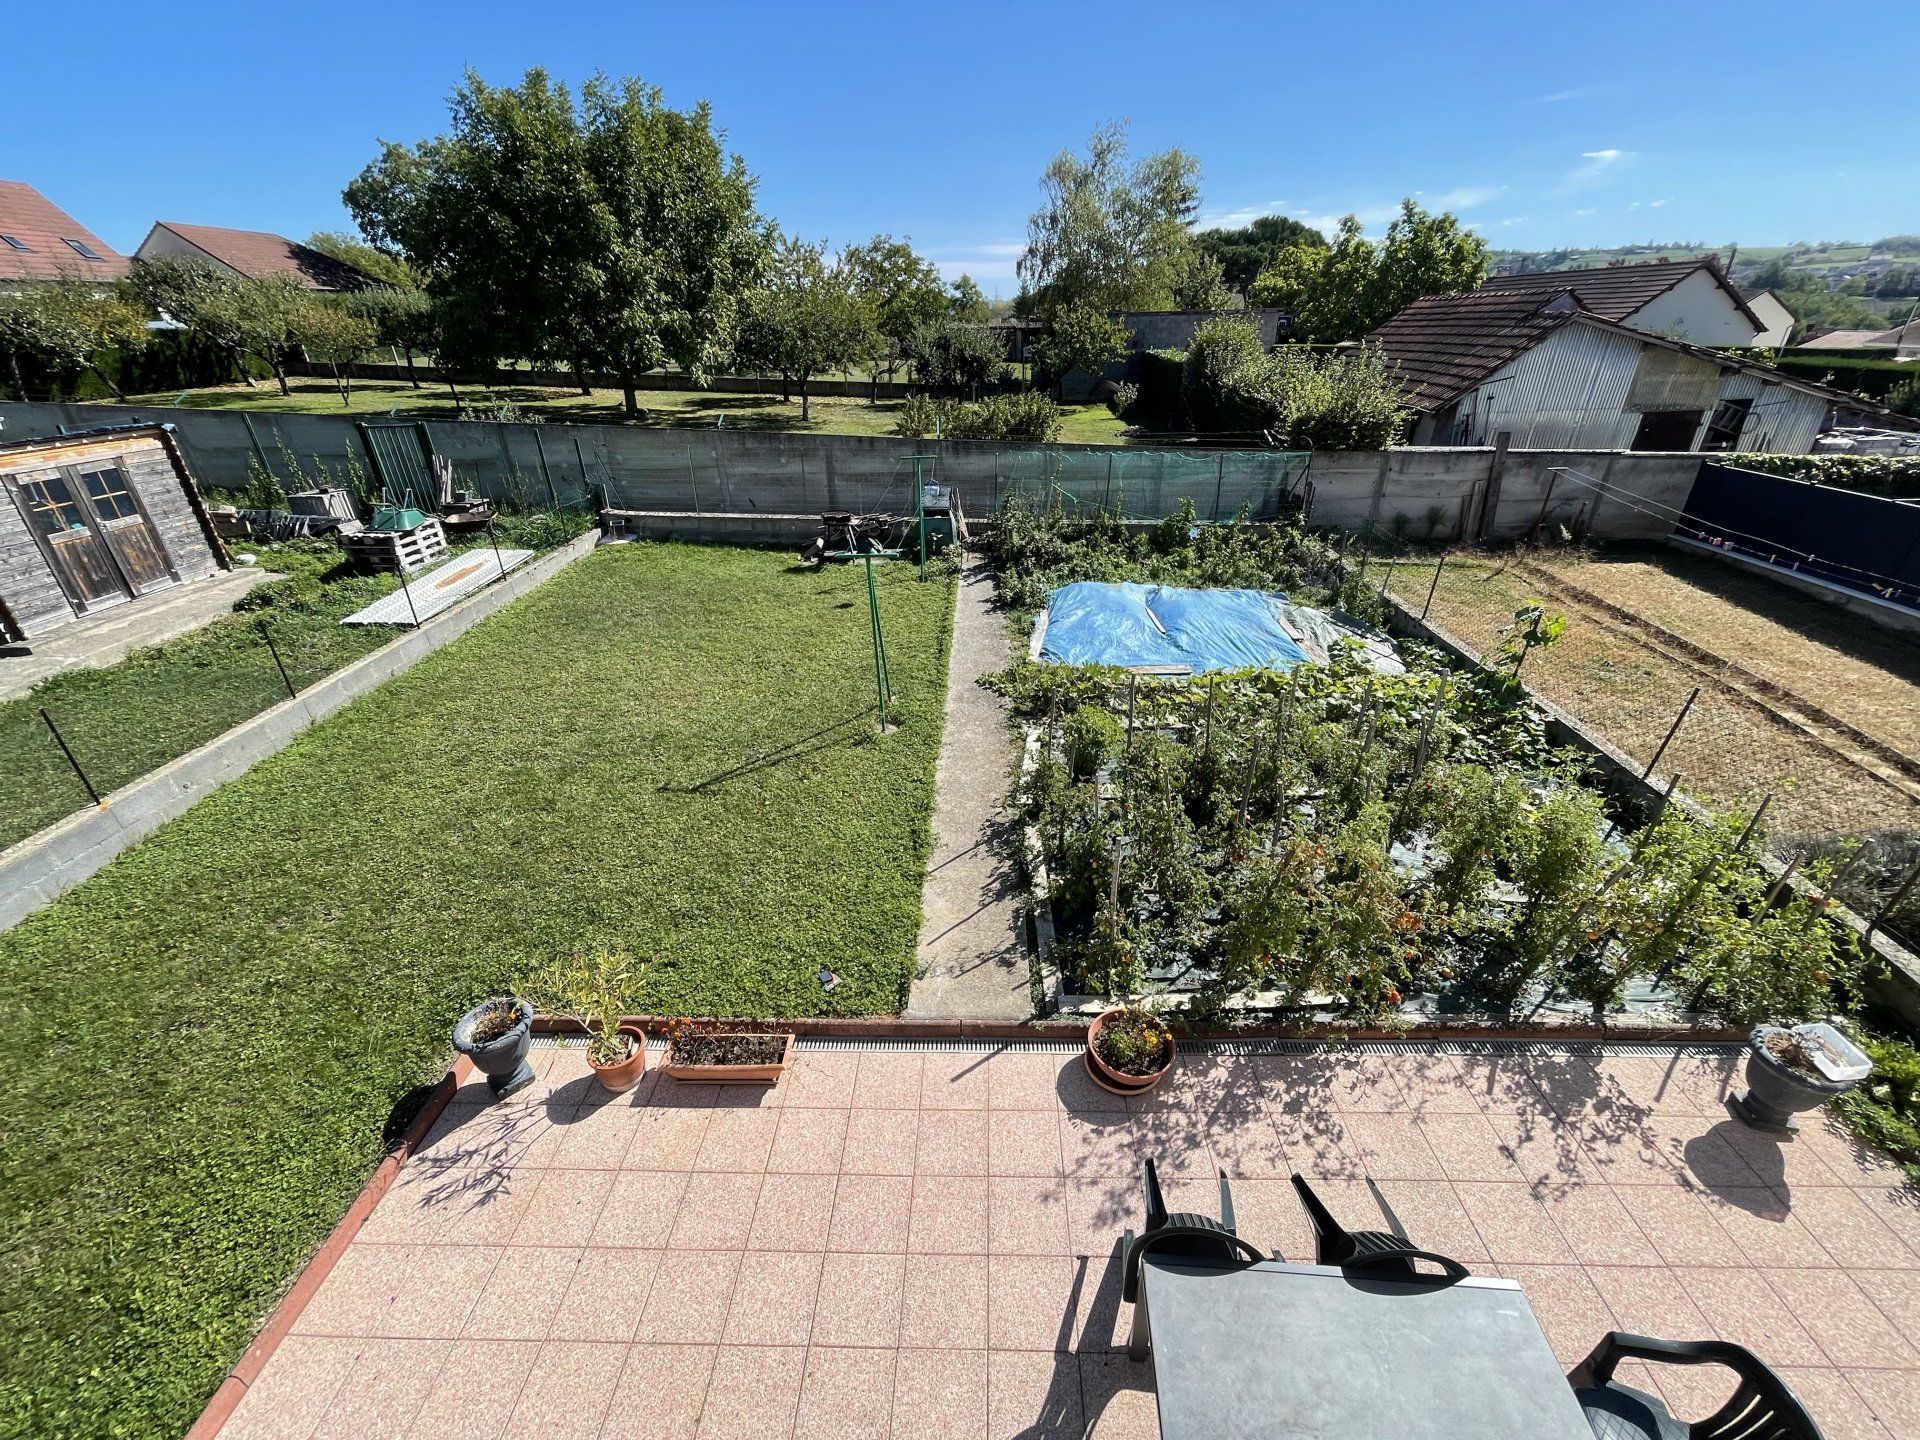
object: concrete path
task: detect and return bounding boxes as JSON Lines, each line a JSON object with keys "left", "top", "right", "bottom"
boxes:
{"left": 906, "top": 554, "right": 1031, "bottom": 1020}
{"left": 0, "top": 567, "right": 272, "bottom": 702}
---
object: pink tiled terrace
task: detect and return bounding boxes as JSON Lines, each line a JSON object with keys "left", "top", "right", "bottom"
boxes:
{"left": 219, "top": 1041, "right": 1920, "bottom": 1439}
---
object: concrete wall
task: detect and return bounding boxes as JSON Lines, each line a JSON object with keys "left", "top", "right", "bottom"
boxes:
{"left": 0, "top": 400, "right": 1703, "bottom": 543}
{"left": 0, "top": 528, "right": 600, "bottom": 933}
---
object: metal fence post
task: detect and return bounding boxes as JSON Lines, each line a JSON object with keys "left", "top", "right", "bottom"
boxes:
{"left": 1420, "top": 554, "right": 1445, "bottom": 620}
{"left": 258, "top": 621, "right": 298, "bottom": 700}
{"left": 40, "top": 707, "right": 101, "bottom": 806}
{"left": 1641, "top": 687, "right": 1701, "bottom": 780}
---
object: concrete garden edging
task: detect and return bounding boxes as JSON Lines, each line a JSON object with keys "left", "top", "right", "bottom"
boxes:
{"left": 0, "top": 528, "right": 601, "bottom": 933}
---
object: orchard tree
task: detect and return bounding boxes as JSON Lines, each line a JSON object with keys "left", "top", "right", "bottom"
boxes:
{"left": 128, "top": 258, "right": 312, "bottom": 393}
{"left": 306, "top": 230, "right": 419, "bottom": 288}
{"left": 1031, "top": 301, "right": 1131, "bottom": 397}
{"left": 843, "top": 235, "right": 948, "bottom": 400}
{"left": 0, "top": 275, "right": 149, "bottom": 400}
{"left": 1246, "top": 243, "right": 1327, "bottom": 317}
{"left": 292, "top": 299, "right": 379, "bottom": 405}
{"left": 346, "top": 67, "right": 767, "bottom": 413}
{"left": 906, "top": 318, "right": 1007, "bottom": 397}
{"left": 348, "top": 286, "right": 437, "bottom": 387}
{"left": 1246, "top": 202, "right": 1487, "bottom": 342}
{"left": 1369, "top": 199, "right": 1488, "bottom": 328}
{"left": 1017, "top": 121, "right": 1202, "bottom": 322}
{"left": 731, "top": 237, "right": 872, "bottom": 421}
{"left": 948, "top": 273, "right": 991, "bottom": 323}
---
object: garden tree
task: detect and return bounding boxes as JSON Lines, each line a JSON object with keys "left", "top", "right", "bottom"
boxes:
{"left": 1030, "top": 300, "right": 1131, "bottom": 397}
{"left": 1016, "top": 121, "right": 1203, "bottom": 322}
{"left": 291, "top": 300, "right": 379, "bottom": 405}
{"left": 1193, "top": 214, "right": 1329, "bottom": 295}
{"left": 948, "top": 273, "right": 991, "bottom": 323}
{"left": 1247, "top": 203, "right": 1486, "bottom": 342}
{"left": 842, "top": 235, "right": 948, "bottom": 400}
{"left": 1246, "top": 242, "right": 1327, "bottom": 317}
{"left": 1180, "top": 315, "right": 1273, "bottom": 433}
{"left": 1166, "top": 245, "right": 1234, "bottom": 310}
{"left": 345, "top": 67, "right": 768, "bottom": 413}
{"left": 730, "top": 237, "right": 872, "bottom": 421}
{"left": 347, "top": 286, "right": 437, "bottom": 387}
{"left": 1368, "top": 199, "right": 1488, "bottom": 330}
{"left": 905, "top": 317, "right": 1007, "bottom": 397}
{"left": 1180, "top": 315, "right": 1408, "bottom": 447}
{"left": 0, "top": 276, "right": 150, "bottom": 400}
{"left": 305, "top": 230, "right": 420, "bottom": 289}
{"left": 129, "top": 255, "right": 257, "bottom": 385}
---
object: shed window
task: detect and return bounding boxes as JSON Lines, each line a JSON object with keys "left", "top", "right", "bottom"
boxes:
{"left": 61, "top": 238, "right": 103, "bottom": 261}
{"left": 78, "top": 466, "right": 139, "bottom": 521}
{"left": 1701, "top": 398, "right": 1753, "bottom": 452}
{"left": 1, "top": 234, "right": 30, "bottom": 252}
{"left": 18, "top": 474, "right": 88, "bottom": 536}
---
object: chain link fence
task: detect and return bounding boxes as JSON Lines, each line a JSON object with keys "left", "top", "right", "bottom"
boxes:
{"left": 1371, "top": 544, "right": 1920, "bottom": 950}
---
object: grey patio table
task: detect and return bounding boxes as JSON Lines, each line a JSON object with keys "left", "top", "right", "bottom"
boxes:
{"left": 1133, "top": 1256, "right": 1595, "bottom": 1440}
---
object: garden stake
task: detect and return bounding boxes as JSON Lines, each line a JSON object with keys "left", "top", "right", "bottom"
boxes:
{"left": 1123, "top": 676, "right": 1137, "bottom": 813}
{"left": 258, "top": 621, "right": 297, "bottom": 700}
{"left": 1641, "top": 688, "right": 1700, "bottom": 780}
{"left": 1645, "top": 794, "right": 1774, "bottom": 986}
{"left": 1202, "top": 679, "right": 1215, "bottom": 756}
{"left": 1108, "top": 838, "right": 1122, "bottom": 910}
{"left": 1761, "top": 854, "right": 1804, "bottom": 908}
{"left": 1607, "top": 769, "right": 1682, "bottom": 844}
{"left": 1389, "top": 695, "right": 1442, "bottom": 839}
{"left": 39, "top": 707, "right": 100, "bottom": 807}
{"left": 1420, "top": 554, "right": 1444, "bottom": 620}
{"left": 1239, "top": 732, "right": 1263, "bottom": 827}
{"left": 1865, "top": 856, "right": 1920, "bottom": 944}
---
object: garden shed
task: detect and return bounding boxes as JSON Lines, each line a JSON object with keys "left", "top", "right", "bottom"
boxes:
{"left": 0, "top": 424, "right": 228, "bottom": 642}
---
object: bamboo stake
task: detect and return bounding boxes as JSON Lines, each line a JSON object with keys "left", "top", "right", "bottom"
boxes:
{"left": 1866, "top": 856, "right": 1920, "bottom": 944}
{"left": 1202, "top": 678, "right": 1215, "bottom": 756}
{"left": 1239, "top": 732, "right": 1263, "bottom": 827}
{"left": 1123, "top": 675, "right": 1137, "bottom": 814}
{"left": 1641, "top": 688, "right": 1700, "bottom": 781}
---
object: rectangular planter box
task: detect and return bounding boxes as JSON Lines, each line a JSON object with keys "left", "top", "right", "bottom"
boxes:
{"left": 661, "top": 1031, "right": 795, "bottom": 1085}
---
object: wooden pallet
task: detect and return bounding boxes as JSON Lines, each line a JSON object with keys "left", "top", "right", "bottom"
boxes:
{"left": 343, "top": 517, "right": 448, "bottom": 574}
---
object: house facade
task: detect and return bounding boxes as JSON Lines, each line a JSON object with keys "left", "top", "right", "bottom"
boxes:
{"left": 1369, "top": 288, "right": 1904, "bottom": 454}
{"left": 1744, "top": 289, "right": 1797, "bottom": 347}
{"left": 1477, "top": 258, "right": 1764, "bottom": 347}
{"left": 134, "top": 222, "right": 379, "bottom": 291}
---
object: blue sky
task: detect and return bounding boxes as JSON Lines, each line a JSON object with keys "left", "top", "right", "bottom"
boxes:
{"left": 10, "top": 1, "right": 1913, "bottom": 296}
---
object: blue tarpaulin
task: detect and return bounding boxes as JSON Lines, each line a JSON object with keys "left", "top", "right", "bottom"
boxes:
{"left": 1037, "top": 581, "right": 1313, "bottom": 673}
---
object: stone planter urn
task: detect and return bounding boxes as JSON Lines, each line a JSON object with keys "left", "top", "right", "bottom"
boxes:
{"left": 1730, "top": 1022, "right": 1871, "bottom": 1134}
{"left": 452, "top": 997, "right": 537, "bottom": 1099}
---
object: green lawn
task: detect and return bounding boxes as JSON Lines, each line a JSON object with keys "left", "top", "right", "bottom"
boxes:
{"left": 0, "top": 515, "right": 585, "bottom": 851}
{"left": 0, "top": 542, "right": 953, "bottom": 1438}
{"left": 114, "top": 376, "right": 1132, "bottom": 445}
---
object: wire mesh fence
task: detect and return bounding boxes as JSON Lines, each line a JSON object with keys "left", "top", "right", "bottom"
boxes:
{"left": 1371, "top": 543, "right": 1920, "bottom": 950}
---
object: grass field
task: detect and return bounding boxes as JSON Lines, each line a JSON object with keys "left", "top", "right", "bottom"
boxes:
{"left": 117, "top": 376, "right": 1132, "bottom": 445}
{"left": 0, "top": 543, "right": 953, "bottom": 1438}
{"left": 0, "top": 516, "right": 585, "bottom": 851}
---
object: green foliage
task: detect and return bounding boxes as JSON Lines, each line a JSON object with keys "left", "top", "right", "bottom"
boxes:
{"left": 841, "top": 235, "right": 949, "bottom": 390}
{"left": 1496, "top": 601, "right": 1567, "bottom": 676}
{"left": 1424, "top": 766, "right": 1527, "bottom": 919}
{"left": 947, "top": 273, "right": 992, "bottom": 324}
{"left": 1194, "top": 214, "right": 1329, "bottom": 296}
{"left": 345, "top": 68, "right": 768, "bottom": 408}
{"left": 1031, "top": 300, "right": 1131, "bottom": 388}
{"left": 1016, "top": 120, "right": 1203, "bottom": 322}
{"left": 904, "top": 317, "right": 1008, "bottom": 396}
{"left": 1768, "top": 351, "right": 1920, "bottom": 402}
{"left": 0, "top": 545, "right": 953, "bottom": 1435}
{"left": 731, "top": 236, "right": 873, "bottom": 421}
{"left": 1248, "top": 201, "right": 1488, "bottom": 342}
{"left": 0, "top": 274, "right": 151, "bottom": 400}
{"left": 1833, "top": 1030, "right": 1920, "bottom": 1185}
{"left": 1063, "top": 706, "right": 1124, "bottom": 778}
{"left": 893, "top": 392, "right": 1059, "bottom": 442}
{"left": 304, "top": 230, "right": 419, "bottom": 288}
{"left": 1181, "top": 317, "right": 1410, "bottom": 446}
{"left": 1093, "top": 1006, "right": 1172, "bottom": 1073}
{"left": 1722, "top": 451, "right": 1920, "bottom": 499}
{"left": 517, "top": 946, "right": 648, "bottom": 1063}
{"left": 1107, "top": 380, "right": 1139, "bottom": 418}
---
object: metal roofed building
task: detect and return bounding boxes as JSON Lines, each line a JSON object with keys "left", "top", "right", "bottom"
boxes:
{"left": 1367, "top": 287, "right": 1912, "bottom": 453}
{"left": 134, "top": 222, "right": 381, "bottom": 291}
{"left": 0, "top": 181, "right": 130, "bottom": 284}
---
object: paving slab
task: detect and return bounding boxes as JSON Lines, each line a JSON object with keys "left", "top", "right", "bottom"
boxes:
{"left": 906, "top": 555, "right": 1029, "bottom": 1020}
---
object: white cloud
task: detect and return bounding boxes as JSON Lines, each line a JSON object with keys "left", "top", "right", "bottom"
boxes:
{"left": 1573, "top": 208, "right": 1596, "bottom": 217}
{"left": 1562, "top": 148, "right": 1630, "bottom": 189}
{"left": 927, "top": 239, "right": 1024, "bottom": 283}
{"left": 1534, "top": 86, "right": 1597, "bottom": 103}
{"left": 1648, "top": 198, "right": 1671, "bottom": 208}
{"left": 1496, "top": 217, "right": 1530, "bottom": 227}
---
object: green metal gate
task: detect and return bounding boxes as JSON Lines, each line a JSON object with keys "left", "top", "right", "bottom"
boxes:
{"left": 357, "top": 422, "right": 436, "bottom": 509}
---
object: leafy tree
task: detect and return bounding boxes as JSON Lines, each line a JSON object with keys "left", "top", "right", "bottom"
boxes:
{"left": 948, "top": 273, "right": 991, "bottom": 324}
{"left": 129, "top": 257, "right": 313, "bottom": 393}
{"left": 1370, "top": 200, "right": 1488, "bottom": 328}
{"left": 1016, "top": 121, "right": 1202, "bottom": 322}
{"left": 347, "top": 286, "right": 438, "bottom": 387}
{"left": 1031, "top": 301, "right": 1131, "bottom": 396}
{"left": 305, "top": 230, "right": 419, "bottom": 289}
{"left": 1166, "top": 245, "right": 1233, "bottom": 310}
{"left": 1246, "top": 244, "right": 1328, "bottom": 316}
{"left": 1246, "top": 202, "right": 1487, "bottom": 342}
{"left": 731, "top": 237, "right": 872, "bottom": 421}
{"left": 346, "top": 67, "right": 768, "bottom": 414}
{"left": 291, "top": 300, "right": 379, "bottom": 405}
{"left": 906, "top": 317, "right": 1007, "bottom": 397}
{"left": 842, "top": 235, "right": 948, "bottom": 400}
{"left": 1194, "top": 214, "right": 1328, "bottom": 295}
{"left": 1180, "top": 315, "right": 1408, "bottom": 447}
{"left": 0, "top": 275, "right": 150, "bottom": 400}
{"left": 1181, "top": 316, "right": 1273, "bottom": 433}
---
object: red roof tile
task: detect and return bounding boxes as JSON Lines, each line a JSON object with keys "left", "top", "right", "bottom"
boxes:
{"left": 1477, "top": 258, "right": 1761, "bottom": 331}
{"left": 0, "top": 181, "right": 130, "bottom": 282}
{"left": 142, "top": 222, "right": 379, "bottom": 290}
{"left": 1366, "top": 289, "right": 1582, "bottom": 410}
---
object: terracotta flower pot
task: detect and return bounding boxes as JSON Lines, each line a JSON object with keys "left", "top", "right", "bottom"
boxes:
{"left": 662, "top": 1031, "right": 795, "bottom": 1085}
{"left": 1084, "top": 1007, "right": 1175, "bottom": 1096}
{"left": 588, "top": 1025, "right": 649, "bottom": 1093}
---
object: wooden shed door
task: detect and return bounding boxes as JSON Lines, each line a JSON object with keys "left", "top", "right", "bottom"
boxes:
{"left": 75, "top": 462, "right": 174, "bottom": 594}
{"left": 10, "top": 470, "right": 128, "bottom": 611}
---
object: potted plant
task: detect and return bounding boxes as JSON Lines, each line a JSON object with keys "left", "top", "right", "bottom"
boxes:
{"left": 520, "top": 948, "right": 650, "bottom": 1093}
{"left": 660, "top": 1020, "right": 795, "bottom": 1085}
{"left": 451, "top": 995, "right": 537, "bottom": 1099}
{"left": 1082, "top": 907, "right": 1175, "bottom": 1095}
{"left": 1731, "top": 1022, "right": 1873, "bottom": 1133}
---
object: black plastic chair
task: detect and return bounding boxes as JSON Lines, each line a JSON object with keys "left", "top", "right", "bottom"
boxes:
{"left": 1289, "top": 1173, "right": 1470, "bottom": 1282}
{"left": 1121, "top": 1158, "right": 1267, "bottom": 1304}
{"left": 1567, "top": 1333, "right": 1825, "bottom": 1440}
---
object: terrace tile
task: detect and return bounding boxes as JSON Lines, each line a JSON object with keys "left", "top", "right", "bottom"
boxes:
{"left": 598, "top": 1344, "right": 716, "bottom": 1440}
{"left": 891, "top": 1347, "right": 989, "bottom": 1440}
{"left": 402, "top": 1338, "right": 541, "bottom": 1440}
{"left": 795, "top": 1346, "right": 895, "bottom": 1439}
{"left": 231, "top": 1041, "right": 1920, "bottom": 1440}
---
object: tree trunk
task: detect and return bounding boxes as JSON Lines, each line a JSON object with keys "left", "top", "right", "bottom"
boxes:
{"left": 269, "top": 355, "right": 290, "bottom": 397}
{"left": 800, "top": 376, "right": 812, "bottom": 423}
{"left": 445, "top": 373, "right": 462, "bottom": 403}
{"left": 231, "top": 344, "right": 258, "bottom": 388}
{"left": 87, "top": 362, "right": 126, "bottom": 402}
{"left": 402, "top": 346, "right": 420, "bottom": 389}
{"left": 620, "top": 368, "right": 638, "bottom": 416}
{"left": 8, "top": 348, "right": 26, "bottom": 401}
{"left": 780, "top": 371, "right": 792, "bottom": 403}
{"left": 573, "top": 355, "right": 592, "bottom": 396}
